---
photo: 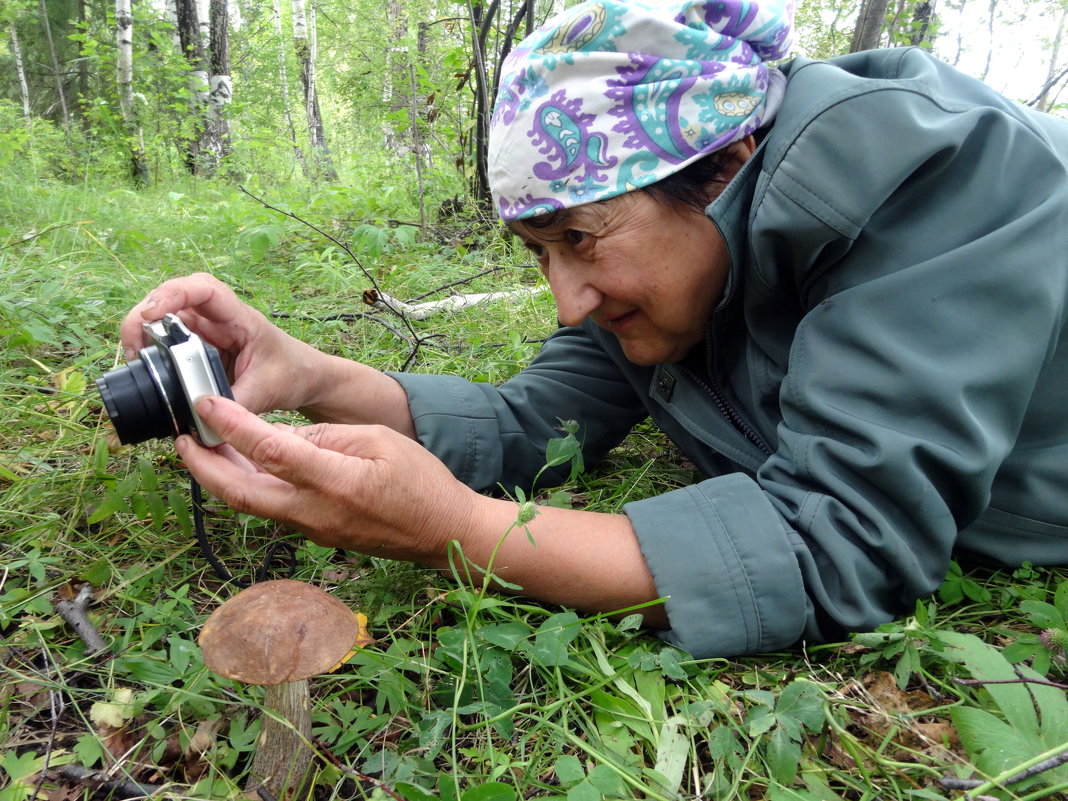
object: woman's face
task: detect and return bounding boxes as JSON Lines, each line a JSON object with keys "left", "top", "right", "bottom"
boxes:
{"left": 511, "top": 186, "right": 732, "bottom": 366}
{"left": 510, "top": 138, "right": 754, "bottom": 367}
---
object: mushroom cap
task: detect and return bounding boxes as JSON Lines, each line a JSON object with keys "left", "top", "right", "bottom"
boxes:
{"left": 198, "top": 579, "right": 359, "bottom": 685}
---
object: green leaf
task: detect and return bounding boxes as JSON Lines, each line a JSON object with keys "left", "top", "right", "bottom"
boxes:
{"left": 1, "top": 750, "right": 40, "bottom": 784}
{"left": 460, "top": 782, "right": 517, "bottom": 801}
{"left": 528, "top": 611, "right": 580, "bottom": 667}
{"left": 940, "top": 631, "right": 1040, "bottom": 733}
{"left": 775, "top": 679, "right": 825, "bottom": 733}
{"left": 478, "top": 622, "right": 531, "bottom": 651}
{"left": 72, "top": 733, "right": 107, "bottom": 768}
{"left": 566, "top": 780, "right": 601, "bottom": 801}
{"left": 652, "top": 716, "right": 688, "bottom": 794}
{"left": 1020, "top": 600, "right": 1066, "bottom": 630}
{"left": 553, "top": 754, "right": 585, "bottom": 785}
{"left": 951, "top": 705, "right": 1041, "bottom": 777}
{"left": 765, "top": 726, "right": 802, "bottom": 785}
{"left": 394, "top": 782, "right": 439, "bottom": 801}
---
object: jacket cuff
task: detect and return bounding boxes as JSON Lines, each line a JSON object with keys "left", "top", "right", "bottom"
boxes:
{"left": 624, "top": 473, "right": 807, "bottom": 658}
{"left": 387, "top": 372, "right": 503, "bottom": 490}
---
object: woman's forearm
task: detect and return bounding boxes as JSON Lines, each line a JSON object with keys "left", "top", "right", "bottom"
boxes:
{"left": 432, "top": 495, "right": 670, "bottom": 629}
{"left": 297, "top": 353, "right": 417, "bottom": 439}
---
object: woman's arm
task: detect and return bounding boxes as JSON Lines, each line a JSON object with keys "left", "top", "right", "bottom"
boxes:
{"left": 176, "top": 396, "right": 669, "bottom": 627}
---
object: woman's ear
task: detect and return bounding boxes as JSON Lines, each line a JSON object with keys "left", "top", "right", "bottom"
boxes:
{"left": 716, "top": 135, "right": 758, "bottom": 182}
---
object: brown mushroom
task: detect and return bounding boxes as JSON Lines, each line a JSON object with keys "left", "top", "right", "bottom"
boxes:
{"left": 198, "top": 579, "right": 362, "bottom": 800}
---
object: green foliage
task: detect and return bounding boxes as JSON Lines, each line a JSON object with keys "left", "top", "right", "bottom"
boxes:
{"left": 941, "top": 631, "right": 1068, "bottom": 793}
{"left": 3, "top": 172, "right": 1068, "bottom": 801}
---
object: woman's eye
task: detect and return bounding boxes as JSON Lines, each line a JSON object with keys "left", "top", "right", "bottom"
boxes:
{"left": 524, "top": 242, "right": 547, "bottom": 261}
{"left": 565, "top": 229, "right": 590, "bottom": 247}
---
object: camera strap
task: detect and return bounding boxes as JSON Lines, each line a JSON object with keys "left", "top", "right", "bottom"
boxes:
{"left": 190, "top": 475, "right": 298, "bottom": 587}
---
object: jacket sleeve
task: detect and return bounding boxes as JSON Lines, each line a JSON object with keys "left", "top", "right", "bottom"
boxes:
{"left": 389, "top": 323, "right": 648, "bottom": 493}
{"left": 627, "top": 50, "right": 1068, "bottom": 657}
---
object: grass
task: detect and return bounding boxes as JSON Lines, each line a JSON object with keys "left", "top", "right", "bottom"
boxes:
{"left": 2, "top": 167, "right": 1067, "bottom": 801}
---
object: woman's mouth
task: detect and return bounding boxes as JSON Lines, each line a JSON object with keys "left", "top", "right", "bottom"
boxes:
{"left": 604, "top": 309, "right": 639, "bottom": 333}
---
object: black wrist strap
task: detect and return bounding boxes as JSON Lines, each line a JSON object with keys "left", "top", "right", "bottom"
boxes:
{"left": 190, "top": 473, "right": 297, "bottom": 587}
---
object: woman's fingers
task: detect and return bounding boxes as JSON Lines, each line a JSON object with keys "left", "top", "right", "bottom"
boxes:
{"left": 119, "top": 273, "right": 247, "bottom": 358}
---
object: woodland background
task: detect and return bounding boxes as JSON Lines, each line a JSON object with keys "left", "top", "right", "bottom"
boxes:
{"left": 3, "top": 0, "right": 1067, "bottom": 202}
{"left": 3, "top": 1, "right": 1068, "bottom": 801}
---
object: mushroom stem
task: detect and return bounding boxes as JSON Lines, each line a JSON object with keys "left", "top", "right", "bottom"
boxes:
{"left": 247, "top": 680, "right": 314, "bottom": 800}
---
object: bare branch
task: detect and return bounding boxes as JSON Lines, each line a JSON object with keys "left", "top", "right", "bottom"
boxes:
{"left": 54, "top": 585, "right": 109, "bottom": 654}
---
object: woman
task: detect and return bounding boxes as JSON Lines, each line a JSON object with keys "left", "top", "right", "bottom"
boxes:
{"left": 120, "top": 0, "right": 1068, "bottom": 658}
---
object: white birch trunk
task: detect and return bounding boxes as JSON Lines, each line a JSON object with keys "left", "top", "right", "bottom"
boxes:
{"left": 115, "top": 0, "right": 150, "bottom": 184}
{"left": 199, "top": 0, "right": 232, "bottom": 172}
{"left": 272, "top": 0, "right": 307, "bottom": 175}
{"left": 9, "top": 25, "right": 31, "bottom": 118}
{"left": 291, "top": 0, "right": 336, "bottom": 180}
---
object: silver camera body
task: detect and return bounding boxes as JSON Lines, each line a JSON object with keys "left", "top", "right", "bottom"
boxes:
{"left": 96, "top": 314, "right": 234, "bottom": 446}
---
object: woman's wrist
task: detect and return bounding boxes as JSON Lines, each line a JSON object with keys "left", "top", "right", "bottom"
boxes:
{"left": 296, "top": 353, "right": 416, "bottom": 436}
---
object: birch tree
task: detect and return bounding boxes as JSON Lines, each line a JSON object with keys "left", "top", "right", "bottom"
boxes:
{"left": 175, "top": 0, "right": 207, "bottom": 171}
{"left": 272, "top": 0, "right": 307, "bottom": 175}
{"left": 115, "top": 0, "right": 150, "bottom": 184}
{"left": 850, "top": 0, "right": 891, "bottom": 50}
{"left": 382, "top": 0, "right": 411, "bottom": 158}
{"left": 199, "top": 0, "right": 232, "bottom": 173}
{"left": 291, "top": 0, "right": 336, "bottom": 181}
{"left": 9, "top": 24, "right": 32, "bottom": 117}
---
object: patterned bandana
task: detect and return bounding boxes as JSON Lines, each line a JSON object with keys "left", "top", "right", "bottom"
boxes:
{"left": 488, "top": 0, "right": 794, "bottom": 221}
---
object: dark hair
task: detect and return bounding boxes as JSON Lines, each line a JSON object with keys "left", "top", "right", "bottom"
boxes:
{"left": 519, "top": 148, "right": 736, "bottom": 236}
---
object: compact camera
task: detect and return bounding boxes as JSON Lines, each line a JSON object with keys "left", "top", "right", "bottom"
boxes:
{"left": 95, "top": 314, "right": 234, "bottom": 446}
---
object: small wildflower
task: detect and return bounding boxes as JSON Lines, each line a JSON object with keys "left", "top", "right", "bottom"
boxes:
{"left": 1039, "top": 627, "right": 1068, "bottom": 657}
{"left": 517, "top": 500, "right": 538, "bottom": 525}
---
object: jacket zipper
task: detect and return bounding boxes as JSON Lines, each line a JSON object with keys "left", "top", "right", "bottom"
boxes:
{"left": 681, "top": 365, "right": 774, "bottom": 457}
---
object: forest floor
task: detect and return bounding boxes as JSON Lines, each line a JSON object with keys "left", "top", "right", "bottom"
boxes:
{"left": 2, "top": 173, "right": 1067, "bottom": 801}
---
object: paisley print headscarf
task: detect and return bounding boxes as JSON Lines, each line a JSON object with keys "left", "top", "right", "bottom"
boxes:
{"left": 488, "top": 0, "right": 794, "bottom": 221}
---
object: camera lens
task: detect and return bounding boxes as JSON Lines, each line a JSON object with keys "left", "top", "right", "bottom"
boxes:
{"left": 95, "top": 345, "right": 194, "bottom": 445}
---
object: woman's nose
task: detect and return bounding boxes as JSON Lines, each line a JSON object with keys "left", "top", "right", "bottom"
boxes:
{"left": 545, "top": 256, "right": 602, "bottom": 327}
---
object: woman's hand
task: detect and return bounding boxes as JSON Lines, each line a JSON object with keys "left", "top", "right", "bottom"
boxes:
{"left": 121, "top": 272, "right": 325, "bottom": 415}
{"left": 180, "top": 395, "right": 668, "bottom": 626}
{"left": 120, "top": 273, "right": 416, "bottom": 435}
{"left": 176, "top": 395, "right": 475, "bottom": 560}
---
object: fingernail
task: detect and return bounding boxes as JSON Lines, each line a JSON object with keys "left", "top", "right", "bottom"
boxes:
{"left": 124, "top": 347, "right": 136, "bottom": 362}
{"left": 141, "top": 296, "right": 157, "bottom": 311}
{"left": 197, "top": 396, "right": 215, "bottom": 415}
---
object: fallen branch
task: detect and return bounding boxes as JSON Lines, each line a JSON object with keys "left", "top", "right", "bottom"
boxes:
{"left": 939, "top": 740, "right": 1068, "bottom": 796}
{"left": 365, "top": 287, "right": 548, "bottom": 320}
{"left": 953, "top": 675, "right": 1068, "bottom": 691}
{"left": 53, "top": 764, "right": 172, "bottom": 798}
{"left": 54, "top": 585, "right": 109, "bottom": 654}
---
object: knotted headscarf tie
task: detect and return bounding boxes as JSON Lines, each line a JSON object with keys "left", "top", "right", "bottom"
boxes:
{"left": 488, "top": 0, "right": 794, "bottom": 221}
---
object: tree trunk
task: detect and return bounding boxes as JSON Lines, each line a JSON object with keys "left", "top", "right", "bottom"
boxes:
{"left": 908, "top": 0, "right": 934, "bottom": 46}
{"left": 175, "top": 0, "right": 207, "bottom": 172}
{"left": 980, "top": 0, "right": 998, "bottom": 81}
{"left": 9, "top": 24, "right": 31, "bottom": 118}
{"left": 1035, "top": 0, "right": 1068, "bottom": 112}
{"left": 247, "top": 681, "right": 314, "bottom": 801}
{"left": 199, "top": 0, "right": 232, "bottom": 174}
{"left": 77, "top": 0, "right": 91, "bottom": 130}
{"left": 115, "top": 0, "right": 150, "bottom": 185}
{"left": 272, "top": 0, "right": 307, "bottom": 176}
{"left": 850, "top": 0, "right": 890, "bottom": 52}
{"left": 382, "top": 0, "right": 410, "bottom": 157}
{"left": 292, "top": 0, "right": 336, "bottom": 181}
{"left": 39, "top": 0, "right": 73, "bottom": 147}
{"left": 468, "top": 0, "right": 497, "bottom": 210}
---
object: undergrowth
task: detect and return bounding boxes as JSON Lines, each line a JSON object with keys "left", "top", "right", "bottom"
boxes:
{"left": 2, "top": 170, "right": 1067, "bottom": 801}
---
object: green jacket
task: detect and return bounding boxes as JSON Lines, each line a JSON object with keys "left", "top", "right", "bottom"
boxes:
{"left": 393, "top": 48, "right": 1068, "bottom": 658}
